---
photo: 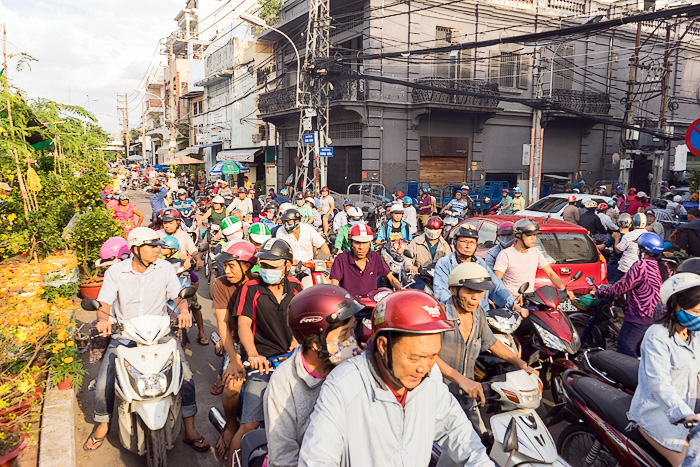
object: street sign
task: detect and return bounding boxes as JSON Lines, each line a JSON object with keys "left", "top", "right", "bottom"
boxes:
{"left": 686, "top": 118, "right": 700, "bottom": 156}
{"left": 319, "top": 147, "right": 333, "bottom": 157}
{"left": 302, "top": 133, "right": 315, "bottom": 144}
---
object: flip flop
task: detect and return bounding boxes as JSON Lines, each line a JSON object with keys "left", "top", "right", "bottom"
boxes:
{"left": 214, "top": 432, "right": 230, "bottom": 462}
{"left": 183, "top": 436, "right": 211, "bottom": 452}
{"left": 83, "top": 425, "right": 109, "bottom": 451}
{"left": 211, "top": 381, "right": 224, "bottom": 396}
{"left": 197, "top": 336, "right": 210, "bottom": 346}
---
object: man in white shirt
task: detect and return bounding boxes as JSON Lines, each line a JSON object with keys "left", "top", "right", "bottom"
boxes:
{"left": 333, "top": 199, "right": 354, "bottom": 232}
{"left": 227, "top": 187, "right": 253, "bottom": 221}
{"left": 615, "top": 213, "right": 647, "bottom": 274}
{"left": 166, "top": 172, "right": 179, "bottom": 205}
{"left": 493, "top": 219, "right": 575, "bottom": 309}
{"left": 276, "top": 208, "right": 331, "bottom": 263}
{"left": 402, "top": 197, "right": 418, "bottom": 234}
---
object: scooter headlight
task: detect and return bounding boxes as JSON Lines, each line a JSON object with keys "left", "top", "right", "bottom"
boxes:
{"left": 486, "top": 313, "right": 522, "bottom": 333}
{"left": 124, "top": 353, "right": 174, "bottom": 398}
{"left": 532, "top": 322, "right": 567, "bottom": 352}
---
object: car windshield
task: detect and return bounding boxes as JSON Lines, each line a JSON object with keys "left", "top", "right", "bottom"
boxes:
{"left": 535, "top": 233, "right": 598, "bottom": 264}
{"left": 525, "top": 197, "right": 567, "bottom": 213}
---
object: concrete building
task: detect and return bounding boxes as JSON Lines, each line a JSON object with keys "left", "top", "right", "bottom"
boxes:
{"left": 255, "top": 0, "right": 700, "bottom": 199}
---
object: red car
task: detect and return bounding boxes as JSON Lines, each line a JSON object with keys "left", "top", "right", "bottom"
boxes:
{"left": 444, "top": 215, "right": 607, "bottom": 309}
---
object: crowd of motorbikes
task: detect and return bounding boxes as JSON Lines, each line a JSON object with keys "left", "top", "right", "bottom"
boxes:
{"left": 85, "top": 178, "right": 692, "bottom": 467}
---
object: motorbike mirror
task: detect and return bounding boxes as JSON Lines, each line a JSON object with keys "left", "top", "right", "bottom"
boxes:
{"left": 403, "top": 250, "right": 415, "bottom": 259}
{"left": 585, "top": 276, "right": 595, "bottom": 286}
{"left": 179, "top": 286, "right": 197, "bottom": 299}
{"left": 527, "top": 350, "right": 540, "bottom": 367}
{"left": 81, "top": 298, "right": 101, "bottom": 311}
{"left": 503, "top": 418, "right": 519, "bottom": 453}
{"left": 518, "top": 283, "right": 529, "bottom": 295}
{"left": 572, "top": 271, "right": 583, "bottom": 281}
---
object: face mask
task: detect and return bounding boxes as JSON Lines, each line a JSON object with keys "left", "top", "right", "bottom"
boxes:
{"left": 284, "top": 222, "right": 299, "bottom": 233}
{"left": 226, "top": 231, "right": 244, "bottom": 241}
{"left": 425, "top": 228, "right": 441, "bottom": 240}
{"left": 326, "top": 336, "right": 359, "bottom": 364}
{"left": 259, "top": 268, "right": 284, "bottom": 285}
{"left": 498, "top": 236, "right": 515, "bottom": 248}
{"left": 349, "top": 220, "right": 361, "bottom": 227}
{"left": 296, "top": 200, "right": 304, "bottom": 206}
{"left": 676, "top": 310, "right": 700, "bottom": 332}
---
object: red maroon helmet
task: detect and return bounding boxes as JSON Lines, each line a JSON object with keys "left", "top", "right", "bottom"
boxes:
{"left": 287, "top": 284, "right": 365, "bottom": 342}
{"left": 220, "top": 240, "right": 258, "bottom": 265}
{"left": 159, "top": 208, "right": 181, "bottom": 222}
{"left": 349, "top": 224, "right": 373, "bottom": 242}
{"left": 372, "top": 290, "right": 453, "bottom": 337}
{"left": 424, "top": 216, "right": 444, "bottom": 230}
{"left": 497, "top": 221, "right": 514, "bottom": 236}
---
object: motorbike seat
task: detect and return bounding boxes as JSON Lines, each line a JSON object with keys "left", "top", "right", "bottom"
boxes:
{"left": 589, "top": 350, "right": 639, "bottom": 392}
{"left": 240, "top": 428, "right": 267, "bottom": 467}
{"left": 571, "top": 376, "right": 668, "bottom": 466}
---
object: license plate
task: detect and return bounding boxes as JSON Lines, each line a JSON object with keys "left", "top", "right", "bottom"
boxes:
{"left": 558, "top": 299, "right": 578, "bottom": 312}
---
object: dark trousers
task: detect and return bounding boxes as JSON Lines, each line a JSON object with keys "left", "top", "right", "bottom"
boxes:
{"left": 617, "top": 321, "right": 649, "bottom": 358}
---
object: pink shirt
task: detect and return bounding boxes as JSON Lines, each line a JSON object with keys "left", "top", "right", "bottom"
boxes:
{"left": 493, "top": 245, "right": 549, "bottom": 295}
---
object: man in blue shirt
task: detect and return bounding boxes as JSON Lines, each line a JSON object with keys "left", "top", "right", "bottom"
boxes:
{"left": 173, "top": 189, "right": 197, "bottom": 225}
{"left": 440, "top": 190, "right": 469, "bottom": 218}
{"left": 149, "top": 184, "right": 168, "bottom": 221}
{"left": 433, "top": 224, "right": 526, "bottom": 316}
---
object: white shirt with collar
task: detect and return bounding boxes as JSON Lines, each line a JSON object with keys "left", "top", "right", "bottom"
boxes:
{"left": 275, "top": 223, "right": 326, "bottom": 263}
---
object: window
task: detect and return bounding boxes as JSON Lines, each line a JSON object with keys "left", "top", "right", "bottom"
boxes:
{"left": 192, "top": 101, "right": 202, "bottom": 116}
{"left": 536, "top": 233, "right": 598, "bottom": 264}
{"left": 553, "top": 44, "right": 574, "bottom": 90}
{"left": 433, "top": 51, "right": 471, "bottom": 80}
{"left": 478, "top": 222, "right": 498, "bottom": 249}
{"left": 526, "top": 197, "right": 568, "bottom": 213}
{"left": 436, "top": 26, "right": 455, "bottom": 43}
{"left": 489, "top": 52, "right": 531, "bottom": 90}
{"left": 329, "top": 122, "right": 362, "bottom": 140}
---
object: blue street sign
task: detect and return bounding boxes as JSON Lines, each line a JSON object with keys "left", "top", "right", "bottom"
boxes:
{"left": 319, "top": 147, "right": 333, "bottom": 157}
{"left": 302, "top": 133, "right": 315, "bottom": 144}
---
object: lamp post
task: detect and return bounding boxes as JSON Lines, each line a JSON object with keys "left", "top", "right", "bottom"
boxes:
{"left": 240, "top": 13, "right": 301, "bottom": 108}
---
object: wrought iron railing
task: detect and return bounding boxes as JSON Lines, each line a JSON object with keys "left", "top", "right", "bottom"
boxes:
{"left": 549, "top": 89, "right": 611, "bottom": 114}
{"left": 411, "top": 78, "right": 500, "bottom": 109}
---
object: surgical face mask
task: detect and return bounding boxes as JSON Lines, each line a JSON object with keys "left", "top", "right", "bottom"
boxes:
{"left": 226, "top": 231, "right": 244, "bottom": 241}
{"left": 498, "top": 236, "right": 515, "bottom": 248}
{"left": 349, "top": 219, "right": 362, "bottom": 226}
{"left": 284, "top": 221, "right": 299, "bottom": 233}
{"left": 676, "top": 310, "right": 700, "bottom": 332}
{"left": 259, "top": 268, "right": 284, "bottom": 285}
{"left": 425, "top": 228, "right": 441, "bottom": 240}
{"left": 296, "top": 199, "right": 304, "bottom": 206}
{"left": 326, "top": 336, "right": 359, "bottom": 364}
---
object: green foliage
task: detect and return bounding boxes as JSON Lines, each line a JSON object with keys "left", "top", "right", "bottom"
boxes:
{"left": 42, "top": 282, "right": 79, "bottom": 303}
{"left": 70, "top": 208, "right": 124, "bottom": 274}
{"left": 47, "top": 328, "right": 86, "bottom": 389}
{"left": 689, "top": 168, "right": 700, "bottom": 193}
{"left": 254, "top": 179, "right": 265, "bottom": 194}
{"left": 258, "top": 0, "right": 281, "bottom": 25}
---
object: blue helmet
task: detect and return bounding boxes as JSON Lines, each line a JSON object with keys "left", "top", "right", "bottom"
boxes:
{"left": 162, "top": 235, "right": 180, "bottom": 251}
{"left": 402, "top": 196, "right": 413, "bottom": 205}
{"left": 637, "top": 232, "right": 664, "bottom": 254}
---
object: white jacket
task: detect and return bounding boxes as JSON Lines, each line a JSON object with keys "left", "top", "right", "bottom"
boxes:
{"left": 298, "top": 347, "right": 494, "bottom": 467}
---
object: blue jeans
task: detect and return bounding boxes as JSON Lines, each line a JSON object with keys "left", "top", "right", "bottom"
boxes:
{"left": 607, "top": 264, "right": 624, "bottom": 285}
{"left": 407, "top": 277, "right": 427, "bottom": 291}
{"left": 93, "top": 335, "right": 197, "bottom": 423}
{"left": 617, "top": 321, "right": 649, "bottom": 358}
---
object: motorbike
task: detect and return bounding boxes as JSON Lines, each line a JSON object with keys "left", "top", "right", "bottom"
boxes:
{"left": 574, "top": 348, "right": 638, "bottom": 394}
{"left": 177, "top": 206, "right": 198, "bottom": 246}
{"left": 514, "top": 271, "right": 582, "bottom": 405}
{"left": 474, "top": 307, "right": 523, "bottom": 382}
{"left": 201, "top": 223, "right": 221, "bottom": 298}
{"left": 433, "top": 370, "right": 570, "bottom": 467}
{"left": 80, "top": 287, "right": 196, "bottom": 467}
{"left": 441, "top": 208, "right": 464, "bottom": 229}
{"left": 568, "top": 276, "right": 621, "bottom": 351}
{"left": 297, "top": 259, "right": 334, "bottom": 289}
{"left": 555, "top": 368, "right": 680, "bottom": 467}
{"left": 380, "top": 240, "right": 413, "bottom": 287}
{"left": 356, "top": 287, "right": 393, "bottom": 343}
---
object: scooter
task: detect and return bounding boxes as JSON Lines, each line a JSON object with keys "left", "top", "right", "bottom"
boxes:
{"left": 441, "top": 208, "right": 464, "bottom": 229}
{"left": 514, "top": 271, "right": 582, "bottom": 405}
{"left": 555, "top": 369, "right": 678, "bottom": 467}
{"left": 297, "top": 259, "right": 334, "bottom": 289}
{"left": 474, "top": 307, "right": 523, "bottom": 382}
{"left": 355, "top": 287, "right": 393, "bottom": 343}
{"left": 80, "top": 287, "right": 196, "bottom": 467}
{"left": 568, "top": 276, "right": 621, "bottom": 351}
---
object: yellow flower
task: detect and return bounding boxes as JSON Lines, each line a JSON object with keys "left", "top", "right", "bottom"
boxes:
{"left": 63, "top": 357, "right": 73, "bottom": 364}
{"left": 56, "top": 331, "right": 67, "bottom": 342}
{"left": 66, "top": 340, "right": 74, "bottom": 347}
{"left": 51, "top": 348, "right": 59, "bottom": 354}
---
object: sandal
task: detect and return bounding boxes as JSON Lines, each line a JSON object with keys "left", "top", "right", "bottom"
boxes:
{"left": 183, "top": 436, "right": 211, "bottom": 452}
{"left": 83, "top": 424, "right": 109, "bottom": 451}
{"left": 211, "top": 380, "right": 224, "bottom": 396}
{"left": 197, "top": 335, "right": 209, "bottom": 346}
{"left": 214, "top": 432, "right": 230, "bottom": 462}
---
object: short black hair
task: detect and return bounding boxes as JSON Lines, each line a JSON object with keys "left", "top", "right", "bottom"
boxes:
{"left": 689, "top": 208, "right": 700, "bottom": 218}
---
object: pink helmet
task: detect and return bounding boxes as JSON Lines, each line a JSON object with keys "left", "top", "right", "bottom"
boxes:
{"left": 220, "top": 240, "right": 258, "bottom": 265}
{"left": 96, "top": 236, "right": 130, "bottom": 267}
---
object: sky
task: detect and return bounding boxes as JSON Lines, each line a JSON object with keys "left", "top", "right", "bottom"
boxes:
{"left": 1, "top": 0, "right": 185, "bottom": 137}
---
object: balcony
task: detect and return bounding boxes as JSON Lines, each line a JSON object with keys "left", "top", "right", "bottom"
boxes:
{"left": 549, "top": 89, "right": 611, "bottom": 115}
{"left": 258, "top": 78, "right": 367, "bottom": 115}
{"left": 411, "top": 78, "right": 500, "bottom": 111}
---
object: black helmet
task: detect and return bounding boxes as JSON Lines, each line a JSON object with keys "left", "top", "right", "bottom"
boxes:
{"left": 295, "top": 192, "right": 304, "bottom": 200}
{"left": 280, "top": 209, "right": 301, "bottom": 222}
{"left": 513, "top": 218, "right": 540, "bottom": 235}
{"left": 238, "top": 187, "right": 247, "bottom": 193}
{"left": 677, "top": 258, "right": 700, "bottom": 275}
{"left": 453, "top": 224, "right": 479, "bottom": 242}
{"left": 255, "top": 238, "right": 294, "bottom": 262}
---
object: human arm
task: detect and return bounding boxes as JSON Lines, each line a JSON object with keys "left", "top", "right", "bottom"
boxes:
{"left": 433, "top": 256, "right": 453, "bottom": 304}
{"left": 481, "top": 259, "right": 517, "bottom": 309}
{"left": 310, "top": 228, "right": 331, "bottom": 258}
{"left": 615, "top": 232, "right": 630, "bottom": 254}
{"left": 238, "top": 315, "right": 269, "bottom": 374}
{"left": 264, "top": 368, "right": 303, "bottom": 467}
{"left": 386, "top": 272, "right": 402, "bottom": 290}
{"left": 133, "top": 206, "right": 145, "bottom": 227}
{"left": 541, "top": 264, "right": 576, "bottom": 301}
{"left": 197, "top": 208, "right": 212, "bottom": 225}
{"left": 436, "top": 357, "right": 485, "bottom": 406}
{"left": 488, "top": 340, "right": 535, "bottom": 374}
{"left": 595, "top": 262, "right": 641, "bottom": 298}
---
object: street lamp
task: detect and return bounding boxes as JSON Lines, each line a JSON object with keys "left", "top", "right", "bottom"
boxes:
{"left": 240, "top": 13, "right": 301, "bottom": 108}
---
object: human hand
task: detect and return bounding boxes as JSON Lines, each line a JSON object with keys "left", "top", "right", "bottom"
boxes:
{"left": 409, "top": 266, "right": 419, "bottom": 275}
{"left": 223, "top": 360, "right": 247, "bottom": 382}
{"left": 248, "top": 354, "right": 270, "bottom": 374}
{"left": 458, "top": 376, "right": 486, "bottom": 406}
{"left": 521, "top": 364, "right": 539, "bottom": 377}
{"left": 178, "top": 312, "right": 192, "bottom": 328}
{"left": 611, "top": 231, "right": 621, "bottom": 241}
{"left": 96, "top": 319, "right": 112, "bottom": 337}
{"left": 513, "top": 304, "right": 529, "bottom": 318}
{"left": 566, "top": 290, "right": 576, "bottom": 302}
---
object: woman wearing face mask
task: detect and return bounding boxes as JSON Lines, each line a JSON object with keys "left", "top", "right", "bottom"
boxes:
{"left": 405, "top": 216, "right": 451, "bottom": 290}
{"left": 334, "top": 207, "right": 366, "bottom": 253}
{"left": 264, "top": 284, "right": 365, "bottom": 467}
{"left": 627, "top": 273, "right": 700, "bottom": 466}
{"left": 484, "top": 222, "right": 515, "bottom": 271}
{"left": 297, "top": 193, "right": 314, "bottom": 225}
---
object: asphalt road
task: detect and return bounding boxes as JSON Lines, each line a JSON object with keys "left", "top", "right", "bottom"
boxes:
{"left": 74, "top": 189, "right": 225, "bottom": 466}
{"left": 72, "top": 188, "right": 568, "bottom": 466}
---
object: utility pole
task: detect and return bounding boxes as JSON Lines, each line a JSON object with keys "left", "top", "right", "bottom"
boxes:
{"left": 124, "top": 93, "right": 130, "bottom": 159}
{"left": 168, "top": 39, "right": 177, "bottom": 160}
{"left": 529, "top": 49, "right": 544, "bottom": 205}
{"left": 294, "top": 0, "right": 331, "bottom": 195}
{"left": 141, "top": 101, "right": 147, "bottom": 164}
{"left": 620, "top": 22, "right": 642, "bottom": 192}
{"left": 653, "top": 19, "right": 675, "bottom": 199}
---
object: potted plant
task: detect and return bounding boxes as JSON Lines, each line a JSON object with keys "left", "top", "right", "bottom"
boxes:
{"left": 47, "top": 318, "right": 86, "bottom": 391}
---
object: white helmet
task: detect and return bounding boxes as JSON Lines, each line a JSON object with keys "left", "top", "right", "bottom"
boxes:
{"left": 347, "top": 206, "right": 363, "bottom": 220}
{"left": 660, "top": 273, "right": 700, "bottom": 307}
{"left": 279, "top": 202, "right": 294, "bottom": 213}
{"left": 127, "top": 227, "right": 164, "bottom": 249}
{"left": 390, "top": 204, "right": 404, "bottom": 214}
{"left": 212, "top": 195, "right": 226, "bottom": 204}
{"left": 674, "top": 195, "right": 682, "bottom": 203}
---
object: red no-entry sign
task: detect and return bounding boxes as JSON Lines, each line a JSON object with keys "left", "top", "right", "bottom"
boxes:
{"left": 686, "top": 118, "right": 700, "bottom": 156}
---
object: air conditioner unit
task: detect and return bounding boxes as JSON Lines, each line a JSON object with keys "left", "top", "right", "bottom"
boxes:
{"left": 251, "top": 133, "right": 263, "bottom": 143}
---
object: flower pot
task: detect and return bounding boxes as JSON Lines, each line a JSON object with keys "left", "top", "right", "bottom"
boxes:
{"left": 79, "top": 277, "right": 103, "bottom": 300}
{"left": 57, "top": 378, "right": 71, "bottom": 391}
{"left": 0, "top": 435, "right": 27, "bottom": 467}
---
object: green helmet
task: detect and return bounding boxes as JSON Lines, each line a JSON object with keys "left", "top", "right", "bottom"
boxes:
{"left": 249, "top": 222, "right": 272, "bottom": 244}
{"left": 221, "top": 216, "right": 243, "bottom": 236}
{"left": 162, "top": 235, "right": 180, "bottom": 250}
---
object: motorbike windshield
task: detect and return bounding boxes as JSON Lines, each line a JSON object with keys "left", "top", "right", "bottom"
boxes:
{"left": 535, "top": 233, "right": 598, "bottom": 264}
